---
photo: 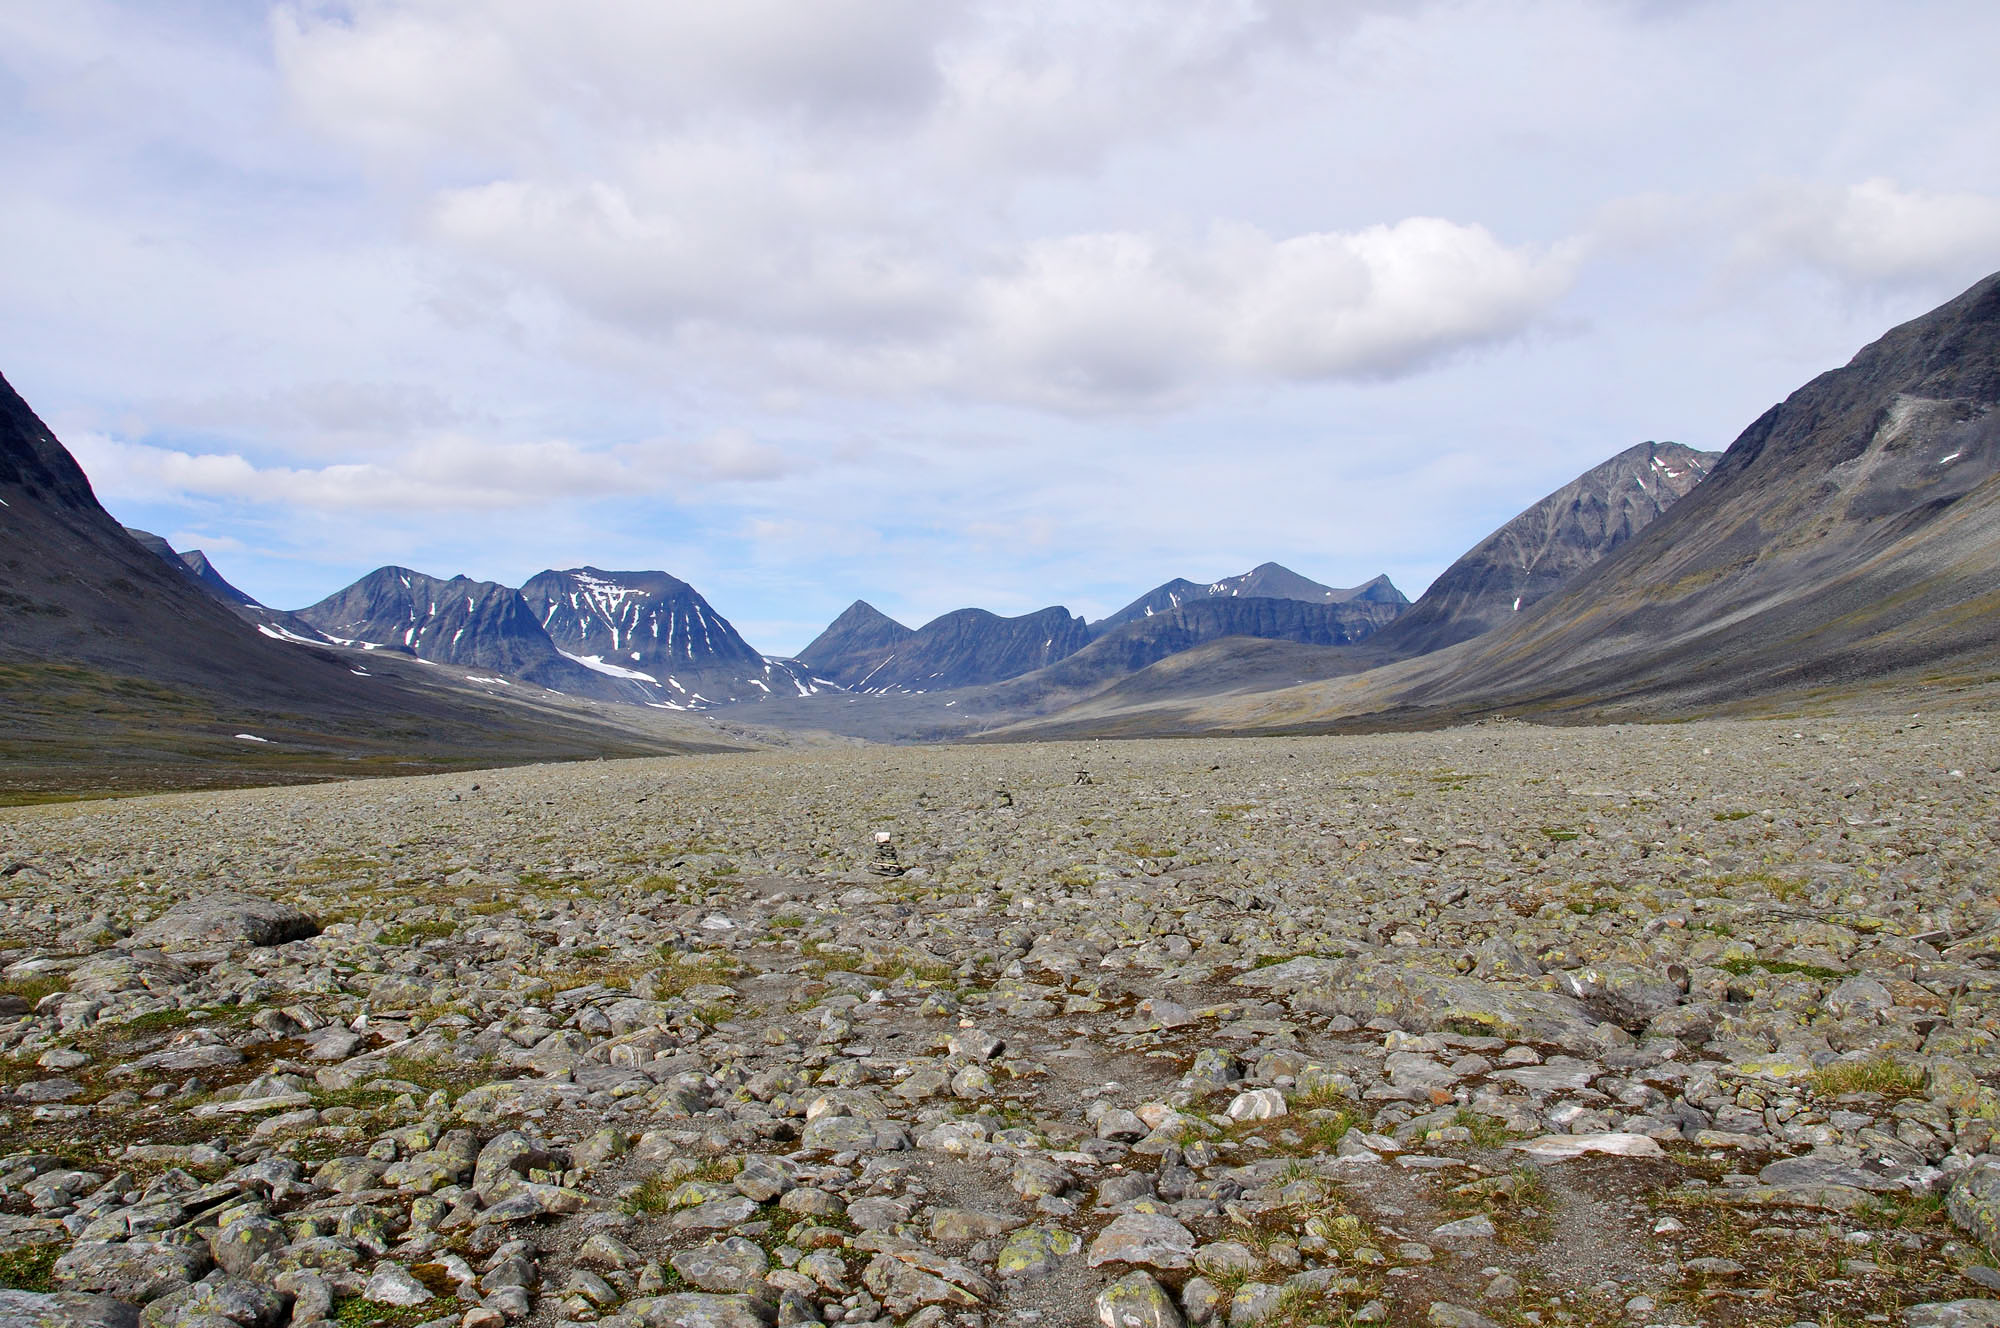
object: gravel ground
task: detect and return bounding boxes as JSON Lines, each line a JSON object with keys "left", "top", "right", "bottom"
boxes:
{"left": 2, "top": 713, "right": 1999, "bottom": 1328}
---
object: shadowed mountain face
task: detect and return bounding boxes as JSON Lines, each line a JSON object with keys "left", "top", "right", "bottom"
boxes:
{"left": 801, "top": 603, "right": 1091, "bottom": 692}
{"left": 294, "top": 567, "right": 625, "bottom": 698}
{"left": 0, "top": 382, "right": 314, "bottom": 686}
{"left": 1063, "top": 594, "right": 1403, "bottom": 685}
{"left": 1091, "top": 564, "right": 1406, "bottom": 636}
{"left": 797, "top": 601, "right": 916, "bottom": 681}
{"left": 179, "top": 549, "right": 260, "bottom": 608}
{"left": 521, "top": 567, "right": 823, "bottom": 705}
{"left": 1371, "top": 441, "right": 1719, "bottom": 656}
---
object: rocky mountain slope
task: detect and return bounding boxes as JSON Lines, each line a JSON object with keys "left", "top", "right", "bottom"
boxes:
{"left": 1091, "top": 564, "right": 1405, "bottom": 637}
{"left": 795, "top": 601, "right": 917, "bottom": 683}
{"left": 294, "top": 568, "right": 625, "bottom": 699}
{"left": 0, "top": 372, "right": 727, "bottom": 795}
{"left": 521, "top": 567, "right": 822, "bottom": 706}
{"left": 1032, "top": 270, "right": 2000, "bottom": 736}
{"left": 125, "top": 527, "right": 258, "bottom": 607}
{"left": 800, "top": 604, "right": 1091, "bottom": 692}
{"left": 1368, "top": 441, "right": 1718, "bottom": 656}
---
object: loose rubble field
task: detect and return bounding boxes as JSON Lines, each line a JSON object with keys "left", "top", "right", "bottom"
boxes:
{"left": 3, "top": 713, "right": 2000, "bottom": 1328}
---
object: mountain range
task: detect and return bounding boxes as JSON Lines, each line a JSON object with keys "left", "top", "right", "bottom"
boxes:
{"left": 8, "top": 268, "right": 1996, "bottom": 786}
{"left": 1001, "top": 270, "right": 2000, "bottom": 737}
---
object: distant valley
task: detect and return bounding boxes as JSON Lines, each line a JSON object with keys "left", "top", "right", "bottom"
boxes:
{"left": 5, "top": 270, "right": 1997, "bottom": 789}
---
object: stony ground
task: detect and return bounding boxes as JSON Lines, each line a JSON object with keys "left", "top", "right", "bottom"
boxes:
{"left": 3, "top": 712, "right": 2000, "bottom": 1328}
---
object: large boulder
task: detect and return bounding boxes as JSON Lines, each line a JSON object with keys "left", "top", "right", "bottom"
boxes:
{"left": 0, "top": 1292, "right": 141, "bottom": 1328}
{"left": 1236, "top": 957, "right": 1603, "bottom": 1047}
{"left": 52, "top": 1241, "right": 211, "bottom": 1302}
{"left": 130, "top": 893, "right": 317, "bottom": 950}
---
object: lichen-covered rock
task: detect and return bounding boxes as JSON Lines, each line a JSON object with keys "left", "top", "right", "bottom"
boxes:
{"left": 1908, "top": 1302, "right": 2000, "bottom": 1328}
{"left": 1097, "top": 1270, "right": 1184, "bottom": 1328}
{"left": 1947, "top": 1158, "right": 2000, "bottom": 1256}
{"left": 670, "top": 1239, "right": 769, "bottom": 1294}
{"left": 860, "top": 1246, "right": 995, "bottom": 1315}
{"left": 996, "top": 1226, "right": 1082, "bottom": 1280}
{"left": 52, "top": 1241, "right": 211, "bottom": 1302}
{"left": 137, "top": 1276, "right": 287, "bottom": 1328}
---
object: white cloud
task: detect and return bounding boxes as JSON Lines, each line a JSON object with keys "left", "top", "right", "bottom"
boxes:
{"left": 432, "top": 190, "right": 1574, "bottom": 409}
{"left": 66, "top": 428, "right": 800, "bottom": 512}
{"left": 1740, "top": 177, "right": 2000, "bottom": 285}
{"left": 266, "top": 0, "right": 1565, "bottom": 411}
{"left": 961, "top": 219, "right": 1574, "bottom": 407}
{"left": 272, "top": 0, "right": 963, "bottom": 163}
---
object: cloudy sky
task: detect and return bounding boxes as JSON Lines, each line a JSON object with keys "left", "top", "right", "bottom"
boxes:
{"left": 5, "top": 0, "right": 2000, "bottom": 654}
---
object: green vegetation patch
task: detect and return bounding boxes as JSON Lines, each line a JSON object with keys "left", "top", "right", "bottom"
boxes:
{"left": 1719, "top": 957, "right": 1849, "bottom": 982}
{"left": 331, "top": 1296, "right": 443, "bottom": 1328}
{"left": 0, "top": 1244, "right": 62, "bottom": 1292}
{"left": 377, "top": 920, "right": 455, "bottom": 945}
{"left": 1809, "top": 1056, "right": 1927, "bottom": 1100}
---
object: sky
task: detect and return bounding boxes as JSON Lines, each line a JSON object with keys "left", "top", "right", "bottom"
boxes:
{"left": 5, "top": 1, "right": 2000, "bottom": 656}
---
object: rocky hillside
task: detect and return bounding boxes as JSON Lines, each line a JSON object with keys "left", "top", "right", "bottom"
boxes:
{"left": 1371, "top": 441, "right": 1718, "bottom": 656}
{"left": 178, "top": 549, "right": 261, "bottom": 609}
{"left": 1030, "top": 594, "right": 1405, "bottom": 696}
{"left": 1367, "top": 271, "right": 2000, "bottom": 716}
{"left": 125, "top": 527, "right": 259, "bottom": 606}
{"left": 1054, "top": 270, "right": 2000, "bottom": 735}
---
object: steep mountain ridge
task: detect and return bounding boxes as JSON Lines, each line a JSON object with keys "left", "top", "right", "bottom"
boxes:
{"left": 126, "top": 527, "right": 263, "bottom": 608}
{"left": 1370, "top": 440, "right": 1718, "bottom": 656}
{"left": 179, "top": 549, "right": 261, "bottom": 609}
{"left": 796, "top": 601, "right": 917, "bottom": 682}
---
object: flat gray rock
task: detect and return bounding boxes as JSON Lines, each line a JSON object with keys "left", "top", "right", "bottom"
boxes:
{"left": 1908, "top": 1303, "right": 2000, "bottom": 1328}
{"left": 129, "top": 893, "right": 317, "bottom": 949}
{"left": 1087, "top": 1213, "right": 1196, "bottom": 1270}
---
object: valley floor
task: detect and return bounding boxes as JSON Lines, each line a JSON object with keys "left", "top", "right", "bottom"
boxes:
{"left": 3, "top": 712, "right": 1999, "bottom": 1328}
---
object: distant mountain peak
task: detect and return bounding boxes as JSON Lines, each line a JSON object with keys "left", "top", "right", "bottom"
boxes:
{"left": 799, "top": 601, "right": 1087, "bottom": 692}
{"left": 520, "top": 566, "right": 823, "bottom": 706}
{"left": 1093, "top": 564, "right": 1407, "bottom": 636}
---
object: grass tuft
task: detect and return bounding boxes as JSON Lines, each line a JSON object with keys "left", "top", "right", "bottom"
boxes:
{"left": 1809, "top": 1055, "right": 1926, "bottom": 1099}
